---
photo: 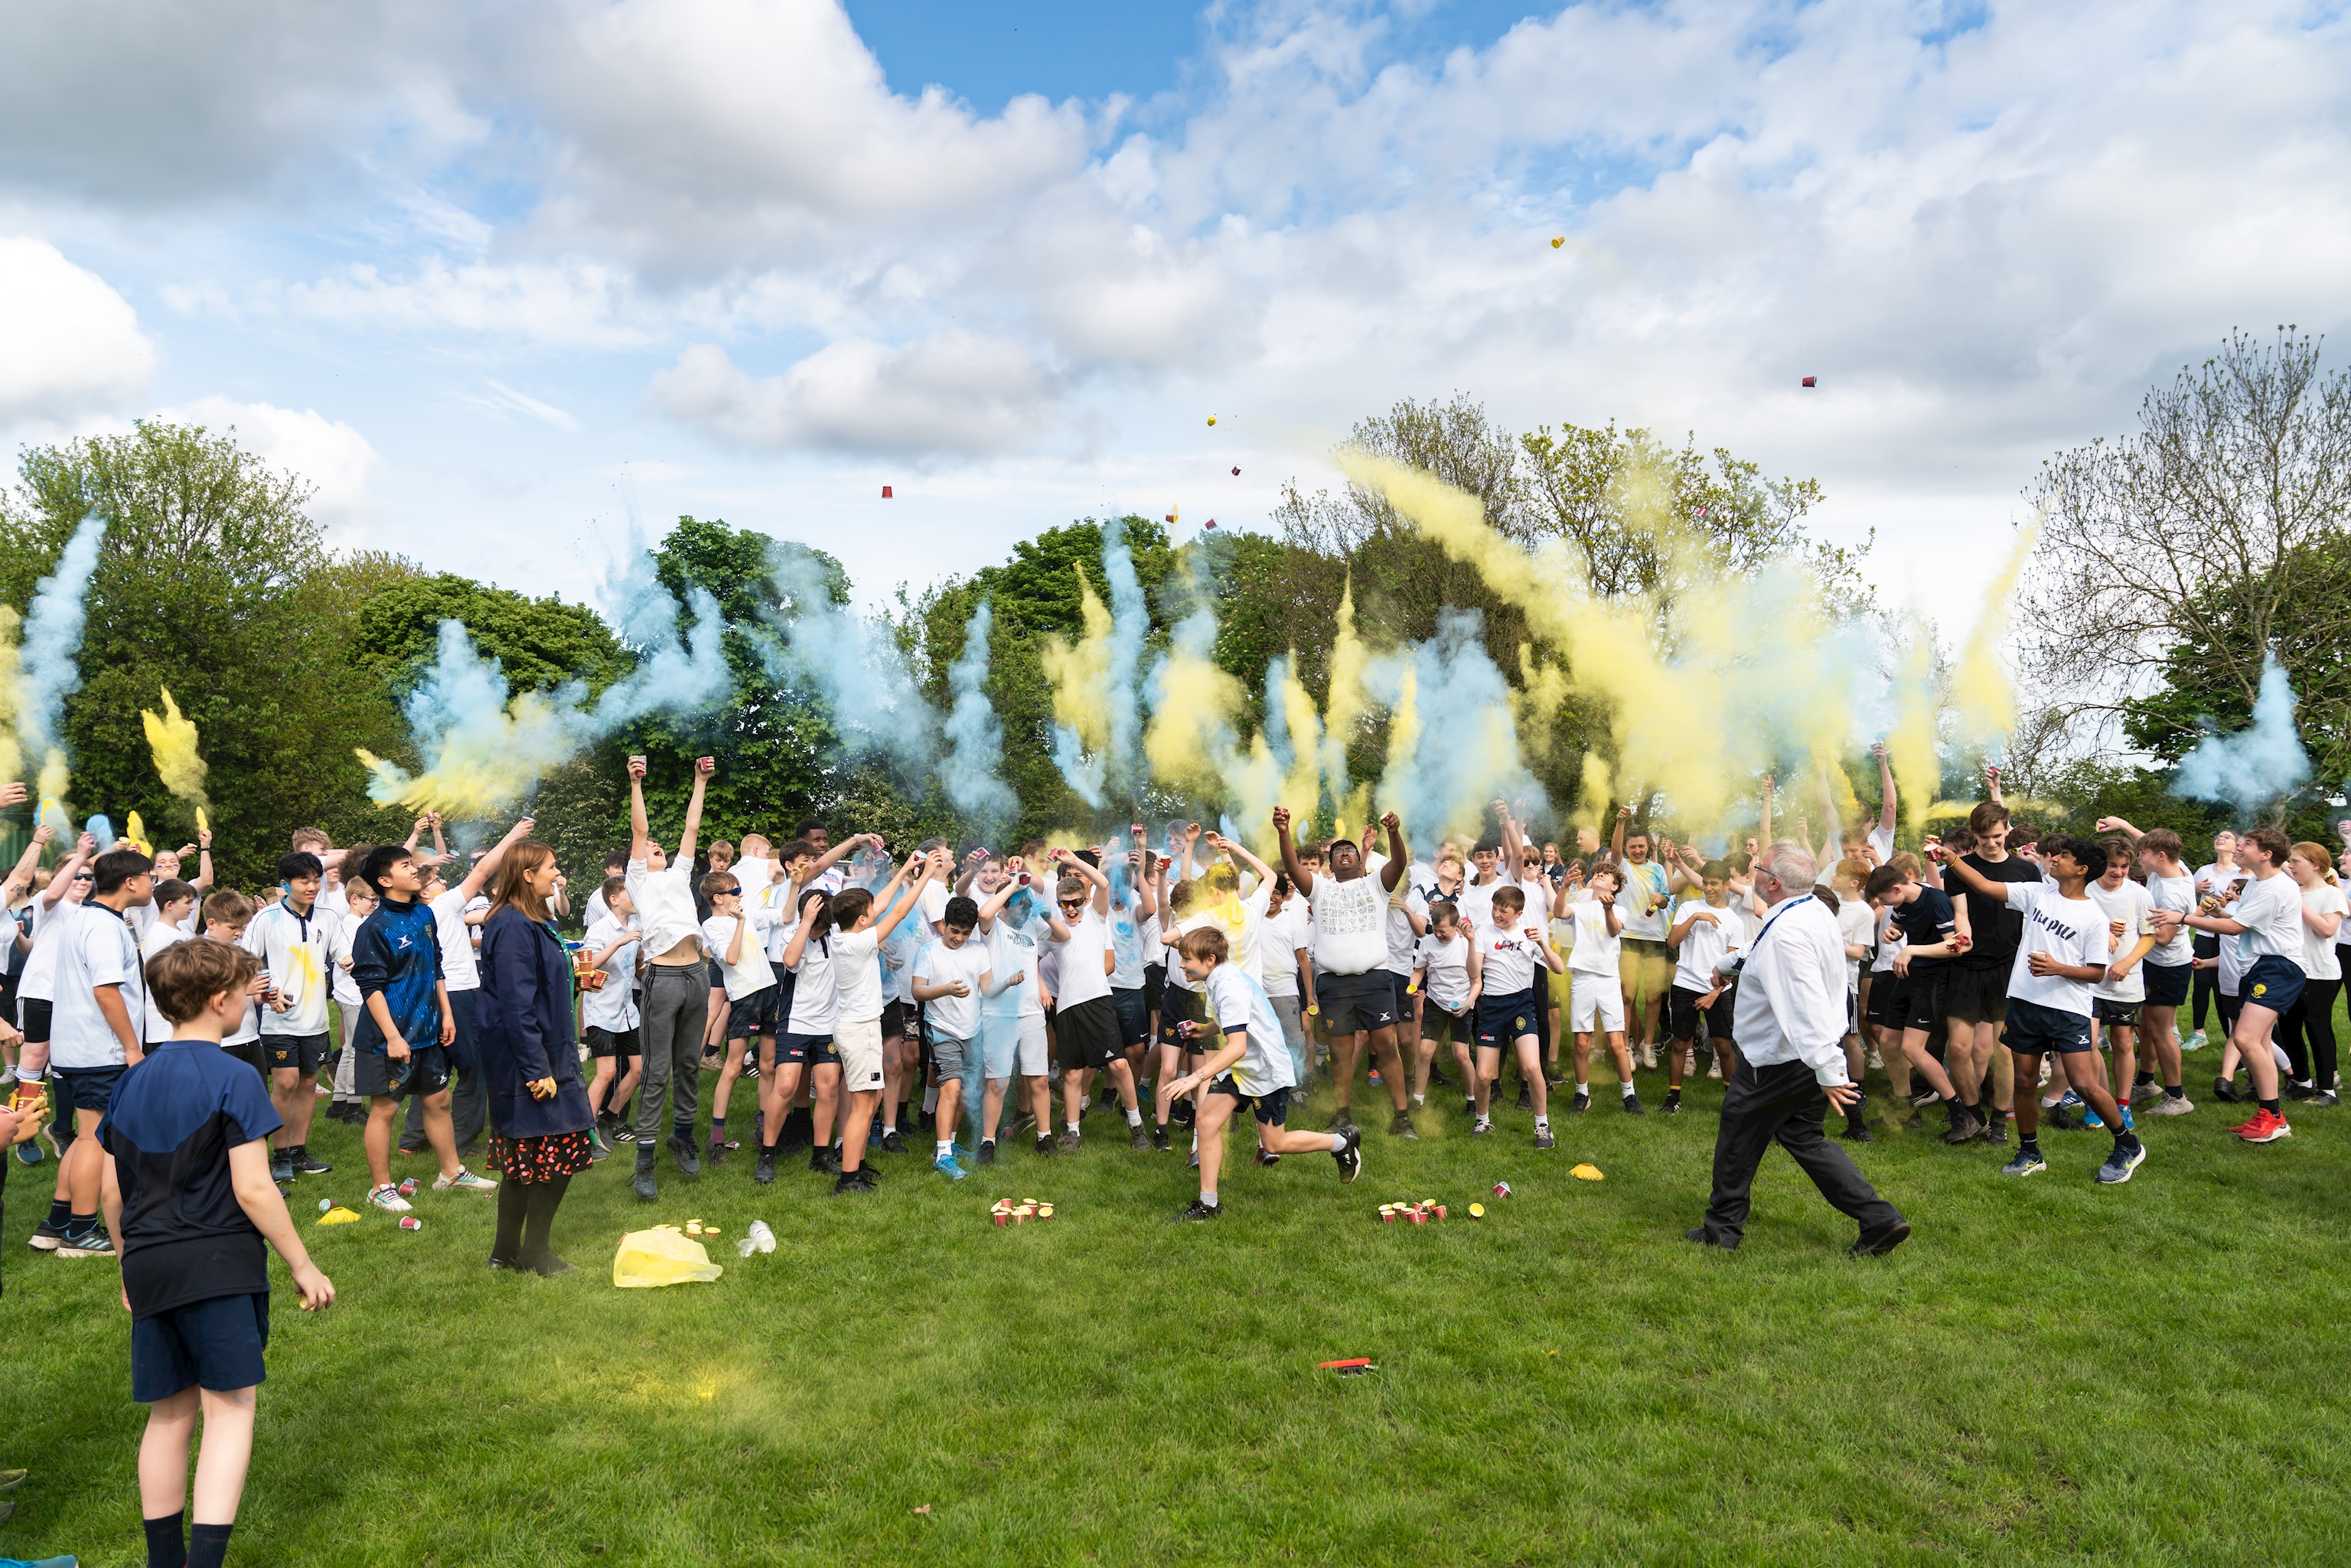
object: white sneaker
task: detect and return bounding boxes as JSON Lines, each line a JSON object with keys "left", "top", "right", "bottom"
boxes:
{"left": 2146, "top": 1094, "right": 2196, "bottom": 1116}
{"left": 1706, "top": 1059, "right": 1723, "bottom": 1081}
{"left": 1640, "top": 1043, "right": 1658, "bottom": 1071}
{"left": 432, "top": 1165, "right": 498, "bottom": 1192}
{"left": 367, "top": 1184, "right": 413, "bottom": 1213}
{"left": 1683, "top": 1048, "right": 1697, "bottom": 1075}
{"left": 2182, "top": 1030, "right": 2207, "bottom": 1052}
{"left": 1866, "top": 1048, "right": 1884, "bottom": 1070}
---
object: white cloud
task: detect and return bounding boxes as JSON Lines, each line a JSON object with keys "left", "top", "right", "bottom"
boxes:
{"left": 457, "top": 380, "right": 581, "bottom": 432}
{"left": 646, "top": 335, "right": 1060, "bottom": 457}
{"left": 156, "top": 396, "right": 382, "bottom": 535}
{"left": 0, "top": 236, "right": 156, "bottom": 428}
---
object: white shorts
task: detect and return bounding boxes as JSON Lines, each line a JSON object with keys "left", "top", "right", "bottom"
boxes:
{"left": 835, "top": 1016, "right": 885, "bottom": 1093}
{"left": 1570, "top": 972, "right": 1625, "bottom": 1034}
{"left": 979, "top": 1012, "right": 1048, "bottom": 1079}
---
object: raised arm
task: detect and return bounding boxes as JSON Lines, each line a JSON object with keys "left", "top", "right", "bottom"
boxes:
{"left": 1929, "top": 846, "right": 2001, "bottom": 901}
{"left": 1610, "top": 803, "right": 1629, "bottom": 862}
{"left": 1211, "top": 834, "right": 1273, "bottom": 888}
{"left": 869, "top": 852, "right": 933, "bottom": 937}
{"left": 780, "top": 889, "right": 828, "bottom": 969}
{"left": 1052, "top": 846, "right": 1113, "bottom": 916}
{"left": 188, "top": 828, "right": 214, "bottom": 892}
{"left": 459, "top": 817, "right": 536, "bottom": 901}
{"left": 1380, "top": 811, "right": 1409, "bottom": 892}
{"left": 41, "top": 831, "right": 96, "bottom": 910}
{"left": 2093, "top": 816, "right": 2145, "bottom": 843}
{"left": 1273, "top": 807, "right": 1312, "bottom": 897}
{"left": 2, "top": 824, "right": 53, "bottom": 903}
{"left": 1873, "top": 741, "right": 1897, "bottom": 839}
{"left": 676, "top": 757, "right": 712, "bottom": 868}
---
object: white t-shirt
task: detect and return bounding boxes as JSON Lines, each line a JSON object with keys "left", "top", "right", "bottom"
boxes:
{"left": 49, "top": 902, "right": 145, "bottom": 1066}
{"left": 583, "top": 886, "right": 610, "bottom": 931}
{"left": 1051, "top": 907, "right": 1114, "bottom": 1009}
{"left": 830, "top": 925, "right": 886, "bottom": 1025}
{"left": 581, "top": 914, "right": 641, "bottom": 1032}
{"left": 1258, "top": 898, "right": 1309, "bottom": 999}
{"left": 1309, "top": 872, "right": 1387, "bottom": 976}
{"left": 15, "top": 894, "right": 73, "bottom": 1002}
{"left": 245, "top": 898, "right": 338, "bottom": 1036}
{"left": 2299, "top": 882, "right": 2348, "bottom": 980}
{"left": 1473, "top": 916, "right": 1547, "bottom": 996}
{"left": 985, "top": 917, "right": 1045, "bottom": 1019}
{"left": 1870, "top": 905, "right": 1901, "bottom": 973}
{"left": 1867, "top": 824, "right": 1896, "bottom": 865}
{"left": 1414, "top": 931, "right": 1472, "bottom": 1012}
{"left": 1671, "top": 898, "right": 1746, "bottom": 992}
{"left": 2232, "top": 871, "right": 2306, "bottom": 967}
{"left": 1566, "top": 895, "right": 1622, "bottom": 977}
{"left": 328, "top": 914, "right": 363, "bottom": 1007}
{"left": 700, "top": 914, "right": 776, "bottom": 1001}
{"left": 624, "top": 858, "right": 702, "bottom": 963}
{"left": 140, "top": 921, "right": 191, "bottom": 1042}
{"left": 1836, "top": 898, "right": 1876, "bottom": 992}
{"left": 2144, "top": 871, "right": 2196, "bottom": 967}
{"left": 1615, "top": 859, "right": 1672, "bottom": 941}
{"left": 2086, "top": 877, "right": 2156, "bottom": 1002}
{"left": 1205, "top": 961, "right": 1296, "bottom": 1097}
{"left": 429, "top": 887, "right": 481, "bottom": 992}
{"left": 1456, "top": 872, "right": 1515, "bottom": 931}
{"left": 915, "top": 937, "right": 992, "bottom": 1041}
{"left": 1363, "top": 852, "right": 1426, "bottom": 975}
{"left": 2000, "top": 882, "right": 2112, "bottom": 1016}
{"left": 1107, "top": 901, "right": 1147, "bottom": 991}
{"left": 786, "top": 934, "right": 837, "bottom": 1035}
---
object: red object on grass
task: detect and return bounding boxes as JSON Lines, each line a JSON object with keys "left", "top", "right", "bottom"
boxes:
{"left": 882, "top": 484, "right": 894, "bottom": 497}
{"left": 1801, "top": 377, "right": 1817, "bottom": 388}
{"left": 1318, "top": 1358, "right": 1372, "bottom": 1370}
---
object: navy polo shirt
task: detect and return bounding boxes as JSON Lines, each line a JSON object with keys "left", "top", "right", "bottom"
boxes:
{"left": 98, "top": 1039, "right": 285, "bottom": 1319}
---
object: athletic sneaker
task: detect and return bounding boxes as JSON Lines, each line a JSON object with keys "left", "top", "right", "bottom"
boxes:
{"left": 1150, "top": 1125, "right": 1171, "bottom": 1152}
{"left": 754, "top": 1152, "right": 776, "bottom": 1185}
{"left": 706, "top": 1139, "right": 730, "bottom": 1165}
{"left": 1640, "top": 1042, "right": 1658, "bottom": 1071}
{"left": 27, "top": 1218, "right": 68, "bottom": 1251}
{"left": 55, "top": 1227, "right": 114, "bottom": 1259}
{"left": 2001, "top": 1148, "right": 2048, "bottom": 1177}
{"left": 1057, "top": 1128, "right": 1082, "bottom": 1152}
{"left": 270, "top": 1149, "right": 295, "bottom": 1185}
{"left": 1621, "top": 1094, "right": 1645, "bottom": 1117}
{"left": 1168, "top": 1198, "right": 1222, "bottom": 1223}
{"left": 2182, "top": 1029, "right": 2207, "bottom": 1051}
{"left": 14, "top": 1139, "right": 41, "bottom": 1165}
{"left": 1841, "top": 1117, "right": 1873, "bottom": 1144}
{"left": 1572, "top": 1090, "right": 1590, "bottom": 1114}
{"left": 1984, "top": 1110, "right": 2009, "bottom": 1146}
{"left": 1662, "top": 1089, "right": 1681, "bottom": 1116}
{"left": 293, "top": 1148, "right": 332, "bottom": 1175}
{"left": 1470, "top": 1117, "right": 1491, "bottom": 1136}
{"left": 2236, "top": 1110, "right": 2292, "bottom": 1143}
{"left": 879, "top": 1130, "right": 908, "bottom": 1156}
{"left": 933, "top": 1153, "right": 967, "bottom": 1182}
{"left": 1911, "top": 1088, "right": 1942, "bottom": 1107}
{"left": 1706, "top": 1058, "right": 1723, "bottom": 1080}
{"left": 1254, "top": 1149, "right": 1282, "bottom": 1166}
{"left": 2146, "top": 1093, "right": 2195, "bottom": 1116}
{"left": 2130, "top": 1079, "right": 2164, "bottom": 1108}
{"left": 810, "top": 1146, "right": 842, "bottom": 1175}
{"left": 2311, "top": 1090, "right": 2340, "bottom": 1107}
{"left": 1333, "top": 1125, "right": 1363, "bottom": 1183}
{"left": 1389, "top": 1110, "right": 1417, "bottom": 1140}
{"left": 1325, "top": 1108, "right": 1352, "bottom": 1133}
{"left": 433, "top": 1166, "right": 497, "bottom": 1192}
{"left": 978, "top": 1139, "right": 999, "bottom": 1165}
{"left": 1188, "top": 1147, "right": 1199, "bottom": 1169}
{"left": 666, "top": 1136, "right": 701, "bottom": 1177}
{"left": 2083, "top": 1105, "right": 2105, "bottom": 1130}
{"left": 1033, "top": 1135, "right": 1055, "bottom": 1157}
{"left": 2213, "top": 1074, "right": 2241, "bottom": 1103}
{"left": 1534, "top": 1125, "right": 1554, "bottom": 1149}
{"left": 2096, "top": 1141, "right": 2147, "bottom": 1184}
{"left": 367, "top": 1185, "right": 413, "bottom": 1213}
{"left": 1129, "top": 1124, "right": 1151, "bottom": 1150}
{"left": 832, "top": 1169, "right": 876, "bottom": 1195}
{"left": 1515, "top": 1083, "right": 1531, "bottom": 1110}
{"left": 2284, "top": 1078, "right": 2318, "bottom": 1102}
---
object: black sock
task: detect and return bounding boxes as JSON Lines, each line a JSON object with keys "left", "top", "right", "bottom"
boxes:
{"left": 2259, "top": 1097, "right": 2281, "bottom": 1116}
{"left": 144, "top": 1510, "right": 184, "bottom": 1568}
{"left": 47, "top": 1198, "right": 70, "bottom": 1230}
{"left": 2020, "top": 1136, "right": 2041, "bottom": 1155}
{"left": 2134, "top": 1071, "right": 2154, "bottom": 1086}
{"left": 189, "top": 1521, "right": 233, "bottom": 1568}
{"left": 68, "top": 1211, "right": 99, "bottom": 1234}
{"left": 2164, "top": 1083, "right": 2184, "bottom": 1098}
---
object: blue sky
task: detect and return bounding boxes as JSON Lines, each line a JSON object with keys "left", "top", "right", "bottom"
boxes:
{"left": 2, "top": 0, "right": 2346, "bottom": 634}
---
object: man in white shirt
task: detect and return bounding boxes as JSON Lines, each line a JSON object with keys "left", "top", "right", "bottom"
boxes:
{"left": 1688, "top": 843, "right": 1908, "bottom": 1257}
{"left": 42, "top": 847, "right": 155, "bottom": 1259}
{"left": 1277, "top": 806, "right": 1416, "bottom": 1139}
{"left": 624, "top": 754, "right": 715, "bottom": 1202}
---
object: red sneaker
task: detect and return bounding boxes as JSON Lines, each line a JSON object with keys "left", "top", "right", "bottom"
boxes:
{"left": 2237, "top": 1109, "right": 2293, "bottom": 1143}
{"left": 2224, "top": 1113, "right": 2263, "bottom": 1136}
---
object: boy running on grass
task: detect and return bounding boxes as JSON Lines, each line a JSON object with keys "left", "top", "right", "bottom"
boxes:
{"left": 1160, "top": 926, "right": 1361, "bottom": 1221}
{"left": 1936, "top": 835, "right": 2143, "bottom": 1182}
{"left": 99, "top": 938, "right": 334, "bottom": 1568}
{"left": 1466, "top": 884, "right": 1567, "bottom": 1146}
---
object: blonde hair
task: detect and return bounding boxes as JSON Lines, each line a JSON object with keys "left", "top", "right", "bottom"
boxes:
{"left": 2291, "top": 842, "right": 2339, "bottom": 886}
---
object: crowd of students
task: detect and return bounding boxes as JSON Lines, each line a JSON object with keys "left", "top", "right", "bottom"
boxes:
{"left": 2, "top": 755, "right": 2346, "bottom": 1566}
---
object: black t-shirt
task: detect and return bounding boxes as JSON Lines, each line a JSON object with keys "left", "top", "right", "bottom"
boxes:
{"left": 1958, "top": 854, "right": 2043, "bottom": 970}
{"left": 1893, "top": 887, "right": 1958, "bottom": 968}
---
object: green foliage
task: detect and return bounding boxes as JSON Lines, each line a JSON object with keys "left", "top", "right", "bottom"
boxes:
{"left": 351, "top": 572, "right": 632, "bottom": 701}
{"left": 0, "top": 421, "right": 412, "bottom": 885}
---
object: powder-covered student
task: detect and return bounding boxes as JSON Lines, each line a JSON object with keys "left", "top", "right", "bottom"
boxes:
{"left": 911, "top": 895, "right": 994, "bottom": 1182}
{"left": 580, "top": 878, "right": 643, "bottom": 1156}
{"left": 98, "top": 937, "right": 334, "bottom": 1568}
{"left": 244, "top": 851, "right": 340, "bottom": 1185}
{"left": 1562, "top": 865, "right": 1641, "bottom": 1117}
{"left": 824, "top": 850, "right": 940, "bottom": 1193}
{"left": 1466, "top": 883, "right": 1567, "bottom": 1146}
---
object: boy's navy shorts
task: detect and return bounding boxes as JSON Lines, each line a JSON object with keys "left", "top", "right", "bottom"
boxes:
{"left": 132, "top": 1290, "right": 269, "bottom": 1402}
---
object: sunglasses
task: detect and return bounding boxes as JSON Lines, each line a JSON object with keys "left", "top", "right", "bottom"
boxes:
{"left": 1058, "top": 898, "right": 1085, "bottom": 909}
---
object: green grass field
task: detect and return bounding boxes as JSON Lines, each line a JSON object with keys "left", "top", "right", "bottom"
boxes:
{"left": 8, "top": 1027, "right": 2351, "bottom": 1567}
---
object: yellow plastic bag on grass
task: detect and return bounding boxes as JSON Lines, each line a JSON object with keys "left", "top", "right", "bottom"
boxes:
{"left": 613, "top": 1225, "right": 723, "bottom": 1288}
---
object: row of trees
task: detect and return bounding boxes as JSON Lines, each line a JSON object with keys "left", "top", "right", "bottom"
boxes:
{"left": 2, "top": 332, "right": 2342, "bottom": 903}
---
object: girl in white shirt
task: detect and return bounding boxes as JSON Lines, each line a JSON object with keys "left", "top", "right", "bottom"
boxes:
{"left": 2281, "top": 843, "right": 2346, "bottom": 1103}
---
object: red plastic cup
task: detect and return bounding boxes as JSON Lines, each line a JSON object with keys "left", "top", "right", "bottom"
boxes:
{"left": 399, "top": 1216, "right": 423, "bottom": 1231}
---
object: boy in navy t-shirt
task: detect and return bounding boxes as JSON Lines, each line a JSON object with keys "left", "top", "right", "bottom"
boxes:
{"left": 99, "top": 937, "right": 334, "bottom": 1568}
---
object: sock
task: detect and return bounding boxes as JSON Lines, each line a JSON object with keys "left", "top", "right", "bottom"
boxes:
{"left": 1066, "top": 1120, "right": 1081, "bottom": 1135}
{"left": 2164, "top": 1084, "right": 2185, "bottom": 1099}
{"left": 144, "top": 1511, "right": 184, "bottom": 1568}
{"left": 68, "top": 1211, "right": 99, "bottom": 1235}
{"left": 936, "top": 1139, "right": 952, "bottom": 1160}
{"left": 47, "top": 1198, "right": 70, "bottom": 1229}
{"left": 922, "top": 1086, "right": 940, "bottom": 1114}
{"left": 1574, "top": 1079, "right": 1588, "bottom": 1092}
{"left": 2020, "top": 1136, "right": 2041, "bottom": 1156}
{"left": 189, "top": 1520, "right": 233, "bottom": 1568}
{"left": 2134, "top": 1071, "right": 2155, "bottom": 1087}
{"left": 2259, "top": 1097, "right": 2281, "bottom": 1116}
{"left": 1329, "top": 1133, "right": 1348, "bottom": 1152}
{"left": 1199, "top": 1191, "right": 1218, "bottom": 1208}
{"left": 1621, "top": 1081, "right": 1637, "bottom": 1098}
{"left": 1535, "top": 1116, "right": 1550, "bottom": 1130}
{"left": 2041, "top": 1092, "right": 2062, "bottom": 1108}
{"left": 882, "top": 1123, "right": 897, "bottom": 1137}
{"left": 710, "top": 1116, "right": 726, "bottom": 1138}
{"left": 1126, "top": 1108, "right": 1143, "bottom": 1126}
{"left": 673, "top": 1120, "right": 692, "bottom": 1143}
{"left": 1412, "top": 1093, "right": 1424, "bottom": 1107}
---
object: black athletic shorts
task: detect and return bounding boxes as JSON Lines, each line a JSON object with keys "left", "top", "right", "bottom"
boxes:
{"left": 1315, "top": 968, "right": 1397, "bottom": 1034}
{"left": 1421, "top": 1002, "right": 1472, "bottom": 1046}
{"left": 880, "top": 999, "right": 912, "bottom": 1042}
{"left": 585, "top": 1025, "right": 640, "bottom": 1059}
{"left": 1863, "top": 973, "right": 1899, "bottom": 1028}
{"left": 1110, "top": 987, "right": 1149, "bottom": 1048}
{"left": 1386, "top": 970, "right": 1417, "bottom": 1025}
{"left": 1667, "top": 983, "right": 1734, "bottom": 1045}
{"left": 354, "top": 1045, "right": 450, "bottom": 1099}
{"left": 726, "top": 985, "right": 780, "bottom": 1042}
{"left": 1208, "top": 1075, "right": 1290, "bottom": 1126}
{"left": 1053, "top": 995, "right": 1123, "bottom": 1071}
{"left": 2143, "top": 962, "right": 2191, "bottom": 1007}
{"left": 262, "top": 1031, "right": 331, "bottom": 1075}
{"left": 1156, "top": 986, "right": 1199, "bottom": 1050}
{"left": 1893, "top": 966, "right": 1950, "bottom": 1034}
{"left": 2004, "top": 996, "right": 2093, "bottom": 1057}
{"left": 2092, "top": 997, "right": 2141, "bottom": 1028}
{"left": 1473, "top": 988, "right": 1540, "bottom": 1049}
{"left": 1947, "top": 964, "right": 2010, "bottom": 1026}
{"left": 1143, "top": 961, "right": 1166, "bottom": 1014}
{"left": 17, "top": 997, "right": 51, "bottom": 1045}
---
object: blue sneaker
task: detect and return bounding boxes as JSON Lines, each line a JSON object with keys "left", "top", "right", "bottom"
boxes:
{"left": 2082, "top": 1103, "right": 2105, "bottom": 1130}
{"left": 14, "top": 1139, "right": 41, "bottom": 1165}
{"left": 2000, "top": 1148, "right": 2048, "bottom": 1177}
{"left": 951, "top": 1143, "right": 975, "bottom": 1164}
{"left": 933, "top": 1153, "right": 968, "bottom": 1182}
{"left": 2096, "top": 1139, "right": 2147, "bottom": 1185}
{"left": 2121, "top": 1106, "right": 2135, "bottom": 1132}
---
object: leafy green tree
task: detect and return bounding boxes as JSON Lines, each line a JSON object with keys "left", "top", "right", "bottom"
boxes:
{"left": 350, "top": 572, "right": 632, "bottom": 700}
{"left": 0, "top": 420, "right": 410, "bottom": 884}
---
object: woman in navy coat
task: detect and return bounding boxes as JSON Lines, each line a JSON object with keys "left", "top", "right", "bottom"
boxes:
{"left": 476, "top": 841, "right": 596, "bottom": 1276}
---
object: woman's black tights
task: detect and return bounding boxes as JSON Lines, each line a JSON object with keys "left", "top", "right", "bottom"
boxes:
{"left": 491, "top": 1173, "right": 575, "bottom": 1274}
